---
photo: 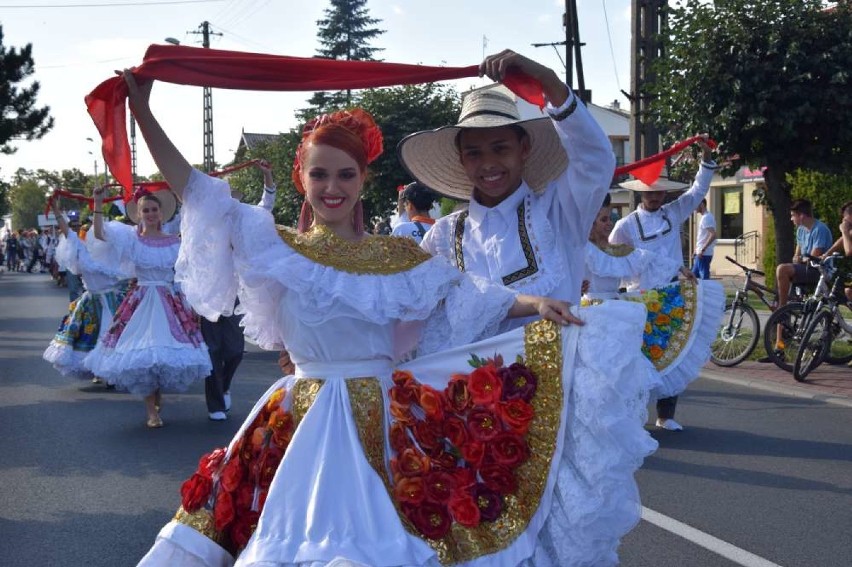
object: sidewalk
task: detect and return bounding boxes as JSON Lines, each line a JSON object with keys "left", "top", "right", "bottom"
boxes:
{"left": 700, "top": 360, "right": 852, "bottom": 407}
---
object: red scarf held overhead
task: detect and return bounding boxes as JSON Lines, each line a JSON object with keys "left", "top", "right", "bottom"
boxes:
{"left": 85, "top": 44, "right": 547, "bottom": 195}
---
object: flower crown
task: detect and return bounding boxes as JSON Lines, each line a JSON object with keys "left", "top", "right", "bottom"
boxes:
{"left": 292, "top": 108, "right": 383, "bottom": 194}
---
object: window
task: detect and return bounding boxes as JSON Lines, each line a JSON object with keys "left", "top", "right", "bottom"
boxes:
{"left": 719, "top": 187, "right": 743, "bottom": 239}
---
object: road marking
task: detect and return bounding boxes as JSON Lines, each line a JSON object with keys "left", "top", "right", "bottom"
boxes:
{"left": 642, "top": 507, "right": 784, "bottom": 567}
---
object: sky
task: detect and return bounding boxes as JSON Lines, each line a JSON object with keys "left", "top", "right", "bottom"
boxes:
{"left": 0, "top": 0, "right": 633, "bottom": 184}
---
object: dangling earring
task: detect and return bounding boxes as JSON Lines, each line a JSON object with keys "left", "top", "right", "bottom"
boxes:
{"left": 297, "top": 201, "right": 314, "bottom": 234}
{"left": 352, "top": 199, "right": 365, "bottom": 235}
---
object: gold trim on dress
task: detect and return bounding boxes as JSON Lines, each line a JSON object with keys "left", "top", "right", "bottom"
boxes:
{"left": 291, "top": 378, "right": 325, "bottom": 427}
{"left": 596, "top": 242, "right": 635, "bottom": 258}
{"left": 654, "top": 280, "right": 699, "bottom": 371}
{"left": 277, "top": 225, "right": 431, "bottom": 275}
{"left": 173, "top": 506, "right": 228, "bottom": 547}
{"left": 349, "top": 320, "right": 564, "bottom": 565}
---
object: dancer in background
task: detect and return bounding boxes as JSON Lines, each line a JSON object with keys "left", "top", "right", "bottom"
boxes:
{"left": 585, "top": 193, "right": 725, "bottom": 406}
{"left": 610, "top": 136, "right": 719, "bottom": 431}
{"left": 84, "top": 186, "right": 210, "bottom": 428}
{"left": 43, "top": 199, "right": 133, "bottom": 381}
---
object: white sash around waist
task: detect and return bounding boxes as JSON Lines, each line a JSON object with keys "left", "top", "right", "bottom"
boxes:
{"left": 295, "top": 359, "right": 393, "bottom": 380}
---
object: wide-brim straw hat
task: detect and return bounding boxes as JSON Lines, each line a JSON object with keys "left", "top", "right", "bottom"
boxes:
{"left": 397, "top": 84, "right": 568, "bottom": 201}
{"left": 125, "top": 189, "right": 178, "bottom": 224}
{"left": 618, "top": 177, "right": 688, "bottom": 192}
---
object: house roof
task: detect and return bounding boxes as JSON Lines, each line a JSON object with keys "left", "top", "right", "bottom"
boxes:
{"left": 238, "top": 131, "right": 280, "bottom": 151}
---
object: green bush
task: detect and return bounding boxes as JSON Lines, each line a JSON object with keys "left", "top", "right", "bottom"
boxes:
{"left": 763, "top": 214, "right": 776, "bottom": 290}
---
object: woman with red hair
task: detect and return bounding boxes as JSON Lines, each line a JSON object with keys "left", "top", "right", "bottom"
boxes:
{"left": 125, "top": 66, "right": 653, "bottom": 567}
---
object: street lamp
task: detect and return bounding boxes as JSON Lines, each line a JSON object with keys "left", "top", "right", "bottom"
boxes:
{"left": 164, "top": 37, "right": 180, "bottom": 46}
{"left": 85, "top": 137, "right": 107, "bottom": 186}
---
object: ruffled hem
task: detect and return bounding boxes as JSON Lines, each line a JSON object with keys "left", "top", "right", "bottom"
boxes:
{"left": 84, "top": 346, "right": 210, "bottom": 395}
{"left": 42, "top": 343, "right": 93, "bottom": 379}
{"left": 520, "top": 301, "right": 656, "bottom": 567}
{"left": 653, "top": 279, "right": 724, "bottom": 399}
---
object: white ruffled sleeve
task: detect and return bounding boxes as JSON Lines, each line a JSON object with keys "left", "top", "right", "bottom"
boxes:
{"left": 416, "top": 263, "right": 517, "bottom": 356}
{"left": 54, "top": 232, "right": 82, "bottom": 275}
{"left": 87, "top": 222, "right": 136, "bottom": 279}
{"left": 175, "top": 169, "right": 241, "bottom": 321}
{"left": 585, "top": 243, "right": 681, "bottom": 290}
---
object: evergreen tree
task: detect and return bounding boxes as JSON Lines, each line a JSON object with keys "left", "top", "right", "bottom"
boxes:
{"left": 0, "top": 26, "right": 54, "bottom": 156}
{"left": 303, "top": 0, "right": 385, "bottom": 115}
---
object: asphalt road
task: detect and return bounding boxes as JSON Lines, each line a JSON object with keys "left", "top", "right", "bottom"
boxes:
{"left": 1, "top": 271, "right": 850, "bottom": 567}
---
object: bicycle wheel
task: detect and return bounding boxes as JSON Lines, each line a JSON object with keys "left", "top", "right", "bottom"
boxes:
{"left": 763, "top": 303, "right": 807, "bottom": 372}
{"left": 825, "top": 310, "right": 852, "bottom": 364}
{"left": 792, "top": 310, "right": 832, "bottom": 381}
{"left": 711, "top": 302, "right": 760, "bottom": 367}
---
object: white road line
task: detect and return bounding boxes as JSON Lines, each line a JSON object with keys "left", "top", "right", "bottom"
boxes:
{"left": 641, "top": 507, "right": 784, "bottom": 567}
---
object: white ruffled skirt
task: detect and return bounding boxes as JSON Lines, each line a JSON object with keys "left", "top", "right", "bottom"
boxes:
{"left": 84, "top": 282, "right": 211, "bottom": 396}
{"left": 138, "top": 301, "right": 656, "bottom": 567}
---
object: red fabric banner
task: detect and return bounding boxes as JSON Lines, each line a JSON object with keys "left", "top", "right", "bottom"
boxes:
{"left": 614, "top": 135, "right": 718, "bottom": 184}
{"left": 85, "top": 45, "right": 547, "bottom": 193}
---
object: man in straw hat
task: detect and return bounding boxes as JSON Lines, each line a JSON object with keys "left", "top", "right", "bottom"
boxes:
{"left": 399, "top": 50, "right": 614, "bottom": 332}
{"left": 610, "top": 136, "right": 716, "bottom": 431}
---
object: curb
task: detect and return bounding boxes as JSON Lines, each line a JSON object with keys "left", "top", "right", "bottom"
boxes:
{"left": 699, "top": 367, "right": 852, "bottom": 409}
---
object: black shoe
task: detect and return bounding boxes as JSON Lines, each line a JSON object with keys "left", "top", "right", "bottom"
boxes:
{"left": 757, "top": 356, "right": 773, "bottom": 363}
{"left": 758, "top": 349, "right": 785, "bottom": 363}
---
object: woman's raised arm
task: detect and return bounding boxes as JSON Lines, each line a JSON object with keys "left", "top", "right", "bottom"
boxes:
{"left": 122, "top": 70, "right": 192, "bottom": 199}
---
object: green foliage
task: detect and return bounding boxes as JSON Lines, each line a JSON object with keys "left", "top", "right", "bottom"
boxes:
{"left": 226, "top": 133, "right": 303, "bottom": 227}
{"left": 440, "top": 197, "right": 460, "bottom": 218}
{"left": 647, "top": 0, "right": 852, "bottom": 262}
{"left": 240, "top": 84, "right": 461, "bottom": 227}
{"left": 0, "top": 26, "right": 54, "bottom": 155}
{"left": 763, "top": 213, "right": 776, "bottom": 290}
{"left": 788, "top": 169, "right": 848, "bottom": 239}
{"left": 9, "top": 177, "right": 46, "bottom": 229}
{"left": 356, "top": 83, "right": 461, "bottom": 223}
{"left": 0, "top": 178, "right": 9, "bottom": 218}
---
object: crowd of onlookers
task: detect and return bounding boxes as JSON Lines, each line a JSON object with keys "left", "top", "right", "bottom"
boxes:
{"left": 1, "top": 218, "right": 86, "bottom": 298}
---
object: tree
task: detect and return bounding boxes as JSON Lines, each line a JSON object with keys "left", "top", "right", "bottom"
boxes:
{"left": 303, "top": 0, "right": 386, "bottom": 115}
{"left": 9, "top": 174, "right": 46, "bottom": 230}
{"left": 789, "top": 169, "right": 849, "bottom": 238}
{"left": 355, "top": 83, "right": 461, "bottom": 223}
{"left": 227, "top": 134, "right": 303, "bottom": 226}
{"left": 647, "top": 0, "right": 852, "bottom": 264}
{"left": 0, "top": 26, "right": 54, "bottom": 155}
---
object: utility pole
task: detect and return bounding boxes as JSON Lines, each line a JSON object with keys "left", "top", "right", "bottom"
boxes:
{"left": 630, "top": 0, "right": 666, "bottom": 162}
{"left": 188, "top": 21, "right": 222, "bottom": 172}
{"left": 531, "top": 0, "right": 590, "bottom": 103}
{"left": 130, "top": 116, "right": 137, "bottom": 182}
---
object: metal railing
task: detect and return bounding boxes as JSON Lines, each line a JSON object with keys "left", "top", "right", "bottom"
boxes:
{"left": 734, "top": 230, "right": 760, "bottom": 266}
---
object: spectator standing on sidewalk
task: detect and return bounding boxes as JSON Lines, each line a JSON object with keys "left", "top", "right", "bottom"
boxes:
{"left": 692, "top": 198, "right": 716, "bottom": 279}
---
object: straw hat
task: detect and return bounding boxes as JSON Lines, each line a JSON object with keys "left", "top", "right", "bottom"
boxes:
{"left": 397, "top": 84, "right": 568, "bottom": 201}
{"left": 618, "top": 177, "right": 688, "bottom": 192}
{"left": 125, "top": 188, "right": 178, "bottom": 224}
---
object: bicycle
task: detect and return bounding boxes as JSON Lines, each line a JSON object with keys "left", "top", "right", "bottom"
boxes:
{"left": 710, "top": 256, "right": 778, "bottom": 366}
{"left": 793, "top": 256, "right": 852, "bottom": 381}
{"left": 763, "top": 254, "right": 845, "bottom": 372}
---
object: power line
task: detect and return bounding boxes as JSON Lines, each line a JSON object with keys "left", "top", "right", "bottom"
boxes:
{"left": 601, "top": 0, "right": 622, "bottom": 92}
{"left": 0, "top": 0, "right": 224, "bottom": 8}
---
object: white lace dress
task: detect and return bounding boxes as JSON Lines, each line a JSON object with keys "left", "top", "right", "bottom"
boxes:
{"left": 137, "top": 170, "right": 656, "bottom": 567}
{"left": 83, "top": 224, "right": 211, "bottom": 395}
{"left": 42, "top": 226, "right": 133, "bottom": 378}
{"left": 584, "top": 242, "right": 725, "bottom": 398}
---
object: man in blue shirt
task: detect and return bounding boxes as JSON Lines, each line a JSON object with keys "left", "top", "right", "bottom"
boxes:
{"left": 769, "top": 199, "right": 833, "bottom": 348}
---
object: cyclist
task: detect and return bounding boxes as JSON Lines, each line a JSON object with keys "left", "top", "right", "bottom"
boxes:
{"left": 761, "top": 199, "right": 834, "bottom": 361}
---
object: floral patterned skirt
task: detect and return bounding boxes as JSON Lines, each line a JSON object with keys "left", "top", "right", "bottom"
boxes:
{"left": 625, "top": 279, "right": 725, "bottom": 398}
{"left": 42, "top": 288, "right": 124, "bottom": 379}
